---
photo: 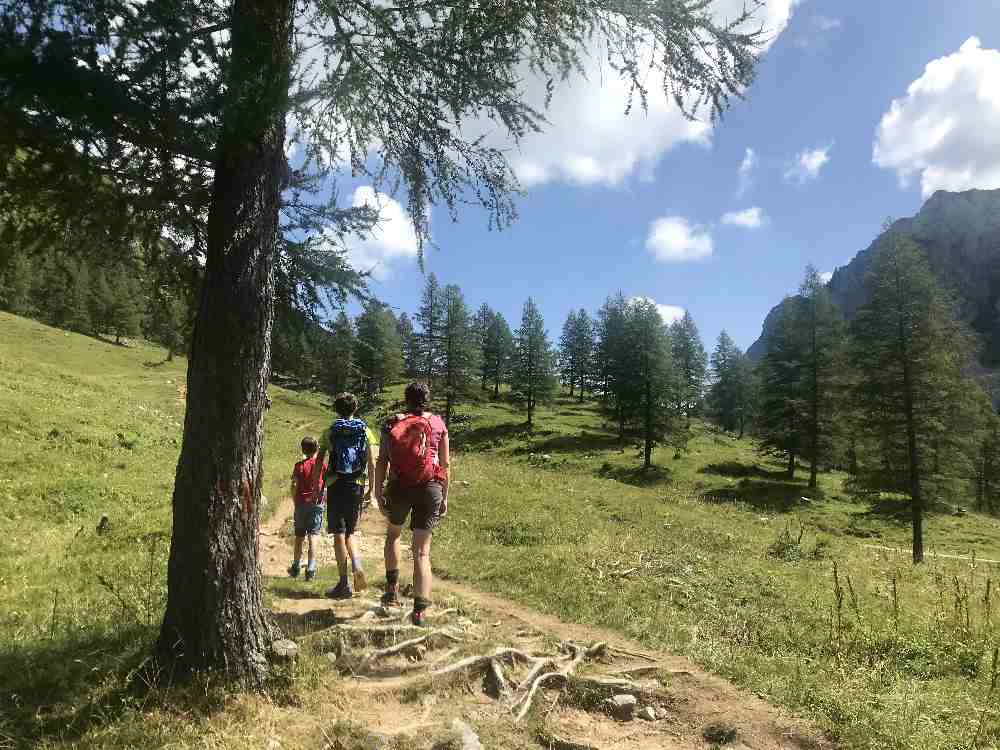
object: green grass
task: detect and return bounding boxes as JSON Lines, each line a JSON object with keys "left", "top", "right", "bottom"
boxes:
{"left": 0, "top": 312, "right": 331, "bottom": 748}
{"left": 433, "top": 393, "right": 1000, "bottom": 750}
{"left": 3, "top": 309, "right": 1000, "bottom": 749}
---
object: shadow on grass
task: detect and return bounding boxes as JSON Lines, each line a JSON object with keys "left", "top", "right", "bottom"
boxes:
{"left": 699, "top": 479, "right": 812, "bottom": 513}
{"left": 598, "top": 462, "right": 672, "bottom": 487}
{"left": 526, "top": 431, "right": 621, "bottom": 456}
{"left": 142, "top": 358, "right": 171, "bottom": 368}
{"left": 270, "top": 608, "right": 348, "bottom": 638}
{"left": 451, "top": 421, "right": 532, "bottom": 451}
{"left": 0, "top": 626, "right": 158, "bottom": 747}
{"left": 698, "top": 461, "right": 791, "bottom": 481}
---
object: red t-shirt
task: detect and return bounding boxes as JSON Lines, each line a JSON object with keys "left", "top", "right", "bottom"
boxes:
{"left": 292, "top": 456, "right": 327, "bottom": 505}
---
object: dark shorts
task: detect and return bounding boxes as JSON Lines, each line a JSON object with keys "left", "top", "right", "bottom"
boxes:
{"left": 293, "top": 503, "right": 324, "bottom": 536}
{"left": 327, "top": 481, "right": 364, "bottom": 536}
{"left": 386, "top": 480, "right": 443, "bottom": 531}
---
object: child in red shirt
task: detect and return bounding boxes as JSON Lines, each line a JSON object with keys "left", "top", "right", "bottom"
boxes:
{"left": 289, "top": 436, "right": 327, "bottom": 580}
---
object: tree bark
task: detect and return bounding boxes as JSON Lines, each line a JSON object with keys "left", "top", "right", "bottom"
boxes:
{"left": 156, "top": 0, "right": 294, "bottom": 688}
{"left": 787, "top": 451, "right": 796, "bottom": 479}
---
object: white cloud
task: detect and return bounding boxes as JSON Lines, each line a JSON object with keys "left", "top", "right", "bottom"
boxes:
{"left": 721, "top": 206, "right": 766, "bottom": 228}
{"left": 819, "top": 271, "right": 833, "bottom": 284}
{"left": 645, "top": 217, "right": 714, "bottom": 262}
{"left": 470, "top": 0, "right": 800, "bottom": 189}
{"left": 814, "top": 16, "right": 842, "bottom": 31}
{"left": 873, "top": 37, "right": 1000, "bottom": 197}
{"left": 630, "top": 296, "right": 686, "bottom": 325}
{"left": 737, "top": 147, "right": 757, "bottom": 195}
{"left": 785, "top": 145, "right": 832, "bottom": 183}
{"left": 794, "top": 14, "right": 842, "bottom": 49}
{"left": 339, "top": 187, "right": 420, "bottom": 280}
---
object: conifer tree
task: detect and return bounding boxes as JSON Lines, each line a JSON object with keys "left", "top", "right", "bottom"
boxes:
{"left": 396, "top": 312, "right": 419, "bottom": 378}
{"left": 148, "top": 291, "right": 189, "bottom": 361}
{"left": 440, "top": 284, "right": 479, "bottom": 425}
{"left": 559, "top": 309, "right": 595, "bottom": 399}
{"left": 796, "top": 265, "right": 846, "bottom": 488}
{"left": 596, "top": 293, "right": 631, "bottom": 439}
{"left": 483, "top": 312, "right": 514, "bottom": 398}
{"left": 758, "top": 300, "right": 805, "bottom": 478}
{"left": 669, "top": 311, "right": 707, "bottom": 423}
{"left": 323, "top": 311, "right": 357, "bottom": 397}
{"left": 105, "top": 267, "right": 144, "bottom": 344}
{"left": 978, "top": 409, "right": 1000, "bottom": 513}
{"left": 355, "top": 303, "right": 403, "bottom": 397}
{"left": 709, "top": 331, "right": 740, "bottom": 431}
{"left": 416, "top": 273, "right": 444, "bottom": 383}
{"left": 850, "top": 228, "right": 979, "bottom": 563}
{"left": 0, "top": 252, "right": 34, "bottom": 316}
{"left": 473, "top": 303, "right": 494, "bottom": 390}
{"left": 624, "top": 298, "right": 674, "bottom": 469}
{"left": 511, "top": 298, "right": 557, "bottom": 427}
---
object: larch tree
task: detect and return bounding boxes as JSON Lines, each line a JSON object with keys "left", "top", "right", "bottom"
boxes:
{"left": 758, "top": 299, "right": 805, "bottom": 478}
{"left": 796, "top": 265, "right": 846, "bottom": 489}
{"left": 473, "top": 303, "right": 495, "bottom": 391}
{"left": 416, "top": 273, "right": 444, "bottom": 384}
{"left": 559, "top": 309, "right": 595, "bottom": 399}
{"left": 440, "top": 284, "right": 479, "bottom": 426}
{"left": 2, "top": 0, "right": 765, "bottom": 685}
{"left": 323, "top": 311, "right": 357, "bottom": 397}
{"left": 708, "top": 330, "right": 742, "bottom": 434}
{"left": 355, "top": 302, "right": 403, "bottom": 397}
{"left": 511, "top": 298, "right": 557, "bottom": 428}
{"left": 625, "top": 298, "right": 674, "bottom": 470}
{"left": 483, "top": 311, "right": 514, "bottom": 398}
{"left": 669, "top": 311, "right": 707, "bottom": 424}
{"left": 396, "top": 312, "right": 419, "bottom": 378}
{"left": 596, "top": 293, "right": 632, "bottom": 440}
{"left": 850, "top": 226, "right": 979, "bottom": 563}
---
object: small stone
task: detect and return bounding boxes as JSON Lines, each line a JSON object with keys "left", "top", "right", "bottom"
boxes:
{"left": 653, "top": 706, "right": 669, "bottom": 720}
{"left": 638, "top": 706, "right": 657, "bottom": 721}
{"left": 265, "top": 738, "right": 281, "bottom": 750}
{"left": 325, "top": 652, "right": 339, "bottom": 666}
{"left": 451, "top": 719, "right": 483, "bottom": 750}
{"left": 604, "top": 693, "right": 637, "bottom": 720}
{"left": 271, "top": 639, "right": 299, "bottom": 661}
{"left": 459, "top": 480, "right": 471, "bottom": 487}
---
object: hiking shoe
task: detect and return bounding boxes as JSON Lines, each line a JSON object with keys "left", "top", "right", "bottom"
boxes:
{"left": 287, "top": 562, "right": 300, "bottom": 578}
{"left": 410, "top": 609, "right": 426, "bottom": 627}
{"left": 326, "top": 580, "right": 353, "bottom": 599}
{"left": 304, "top": 567, "right": 317, "bottom": 582}
{"left": 380, "top": 588, "right": 403, "bottom": 608}
{"left": 353, "top": 570, "right": 369, "bottom": 593}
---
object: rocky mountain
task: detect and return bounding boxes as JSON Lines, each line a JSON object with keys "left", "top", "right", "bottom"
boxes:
{"left": 748, "top": 188, "right": 1000, "bottom": 369}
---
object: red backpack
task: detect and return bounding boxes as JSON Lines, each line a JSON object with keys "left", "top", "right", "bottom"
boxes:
{"left": 388, "top": 414, "right": 438, "bottom": 488}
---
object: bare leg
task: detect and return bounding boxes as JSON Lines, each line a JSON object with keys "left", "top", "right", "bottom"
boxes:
{"left": 384, "top": 523, "right": 403, "bottom": 576}
{"left": 411, "top": 529, "right": 433, "bottom": 601}
{"left": 306, "top": 534, "right": 316, "bottom": 569}
{"left": 346, "top": 535, "right": 361, "bottom": 571}
{"left": 334, "top": 533, "right": 349, "bottom": 577}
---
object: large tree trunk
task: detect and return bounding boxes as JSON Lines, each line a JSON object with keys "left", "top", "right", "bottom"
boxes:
{"left": 156, "top": 0, "right": 294, "bottom": 688}
{"left": 643, "top": 370, "right": 652, "bottom": 470}
{"left": 787, "top": 451, "right": 796, "bottom": 479}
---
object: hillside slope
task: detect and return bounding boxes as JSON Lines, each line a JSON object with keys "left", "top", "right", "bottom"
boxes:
{"left": 748, "top": 188, "right": 1000, "bottom": 367}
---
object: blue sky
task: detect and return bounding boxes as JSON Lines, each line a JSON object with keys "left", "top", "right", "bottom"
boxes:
{"left": 334, "top": 0, "right": 1000, "bottom": 354}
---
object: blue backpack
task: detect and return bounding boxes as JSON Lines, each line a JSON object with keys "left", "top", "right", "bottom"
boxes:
{"left": 331, "top": 418, "right": 369, "bottom": 478}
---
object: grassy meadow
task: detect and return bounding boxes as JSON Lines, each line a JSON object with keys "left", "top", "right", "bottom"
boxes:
{"left": 2, "top": 309, "right": 1000, "bottom": 748}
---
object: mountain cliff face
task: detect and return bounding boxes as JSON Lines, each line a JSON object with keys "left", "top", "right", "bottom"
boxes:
{"left": 748, "top": 189, "right": 1000, "bottom": 367}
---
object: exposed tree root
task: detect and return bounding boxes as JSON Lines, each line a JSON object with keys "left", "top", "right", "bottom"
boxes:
{"left": 360, "top": 630, "right": 463, "bottom": 667}
{"left": 513, "top": 643, "right": 605, "bottom": 722}
{"left": 535, "top": 730, "right": 599, "bottom": 750}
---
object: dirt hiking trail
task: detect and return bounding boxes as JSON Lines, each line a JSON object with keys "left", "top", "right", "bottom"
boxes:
{"left": 260, "top": 498, "right": 832, "bottom": 750}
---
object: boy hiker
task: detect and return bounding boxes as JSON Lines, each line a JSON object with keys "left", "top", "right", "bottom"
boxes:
{"left": 311, "top": 392, "right": 377, "bottom": 599}
{"left": 373, "top": 382, "right": 450, "bottom": 626}
{"left": 289, "top": 436, "right": 326, "bottom": 581}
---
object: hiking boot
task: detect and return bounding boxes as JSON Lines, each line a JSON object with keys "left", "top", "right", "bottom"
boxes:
{"left": 410, "top": 608, "right": 426, "bottom": 627}
{"left": 304, "top": 566, "right": 317, "bottom": 582}
{"left": 326, "top": 580, "right": 353, "bottom": 599}
{"left": 353, "top": 569, "right": 369, "bottom": 593}
{"left": 380, "top": 588, "right": 403, "bottom": 608}
{"left": 287, "top": 562, "right": 300, "bottom": 578}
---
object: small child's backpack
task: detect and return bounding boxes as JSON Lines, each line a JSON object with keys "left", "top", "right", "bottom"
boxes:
{"left": 387, "top": 414, "right": 438, "bottom": 488}
{"left": 331, "top": 418, "right": 369, "bottom": 479}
